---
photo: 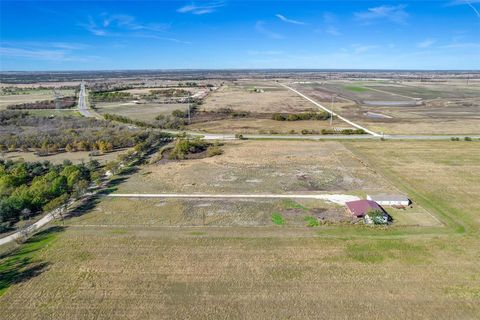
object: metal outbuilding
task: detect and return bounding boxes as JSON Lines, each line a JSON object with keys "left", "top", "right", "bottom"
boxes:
{"left": 366, "top": 194, "right": 410, "bottom": 206}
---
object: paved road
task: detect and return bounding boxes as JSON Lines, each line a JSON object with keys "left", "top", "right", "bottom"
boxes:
{"left": 77, "top": 81, "right": 102, "bottom": 119}
{"left": 169, "top": 131, "right": 480, "bottom": 141}
{"left": 108, "top": 193, "right": 361, "bottom": 205}
{"left": 279, "top": 83, "right": 381, "bottom": 137}
{"left": 0, "top": 210, "right": 58, "bottom": 246}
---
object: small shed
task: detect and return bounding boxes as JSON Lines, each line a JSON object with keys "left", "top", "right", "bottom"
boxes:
{"left": 366, "top": 194, "right": 410, "bottom": 206}
{"left": 345, "top": 200, "right": 383, "bottom": 218}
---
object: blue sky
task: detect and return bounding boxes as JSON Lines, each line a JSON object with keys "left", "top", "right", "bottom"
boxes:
{"left": 0, "top": 0, "right": 479, "bottom": 70}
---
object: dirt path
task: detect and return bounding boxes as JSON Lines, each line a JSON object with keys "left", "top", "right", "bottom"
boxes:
{"left": 107, "top": 193, "right": 360, "bottom": 205}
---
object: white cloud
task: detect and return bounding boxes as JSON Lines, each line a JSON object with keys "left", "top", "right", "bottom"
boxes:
{"left": 352, "top": 44, "right": 378, "bottom": 54}
{"left": 355, "top": 5, "right": 409, "bottom": 24}
{"left": 0, "top": 42, "right": 96, "bottom": 62}
{"left": 80, "top": 14, "right": 188, "bottom": 44}
{"left": 417, "top": 39, "right": 436, "bottom": 48}
{"left": 255, "top": 21, "right": 283, "bottom": 39}
{"left": 275, "top": 14, "right": 307, "bottom": 25}
{"left": 326, "top": 26, "right": 341, "bottom": 36}
{"left": 247, "top": 50, "right": 282, "bottom": 55}
{"left": 439, "top": 42, "right": 480, "bottom": 48}
{"left": 177, "top": 2, "right": 224, "bottom": 15}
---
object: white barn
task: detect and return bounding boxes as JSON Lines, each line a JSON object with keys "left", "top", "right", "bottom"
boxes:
{"left": 366, "top": 194, "right": 410, "bottom": 206}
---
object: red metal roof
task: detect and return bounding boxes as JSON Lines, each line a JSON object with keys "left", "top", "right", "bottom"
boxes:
{"left": 345, "top": 200, "right": 382, "bottom": 217}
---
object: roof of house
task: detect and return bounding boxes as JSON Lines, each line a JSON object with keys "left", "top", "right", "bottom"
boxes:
{"left": 345, "top": 200, "right": 383, "bottom": 217}
{"left": 367, "top": 194, "right": 409, "bottom": 202}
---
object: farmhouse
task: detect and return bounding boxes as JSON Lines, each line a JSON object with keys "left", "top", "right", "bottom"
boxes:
{"left": 345, "top": 200, "right": 382, "bottom": 218}
{"left": 366, "top": 194, "right": 410, "bottom": 206}
{"left": 345, "top": 199, "right": 389, "bottom": 224}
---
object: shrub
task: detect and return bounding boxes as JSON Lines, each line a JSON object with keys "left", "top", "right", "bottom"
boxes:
{"left": 271, "top": 212, "right": 285, "bottom": 225}
{"left": 464, "top": 137, "right": 472, "bottom": 141}
{"left": 172, "top": 109, "right": 187, "bottom": 118}
{"left": 304, "top": 216, "right": 319, "bottom": 227}
{"left": 168, "top": 138, "right": 210, "bottom": 160}
{"left": 206, "top": 145, "right": 223, "bottom": 157}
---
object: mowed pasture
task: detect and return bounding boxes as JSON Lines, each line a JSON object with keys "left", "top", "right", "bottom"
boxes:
{"left": 94, "top": 102, "right": 190, "bottom": 122}
{"left": 0, "top": 89, "right": 76, "bottom": 109}
{"left": 344, "top": 140, "right": 480, "bottom": 231}
{"left": 293, "top": 80, "right": 480, "bottom": 134}
{"left": 1, "top": 140, "right": 479, "bottom": 318}
{"left": 0, "top": 227, "right": 478, "bottom": 318}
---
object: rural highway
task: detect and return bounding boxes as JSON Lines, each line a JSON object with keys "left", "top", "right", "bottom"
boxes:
{"left": 77, "top": 81, "right": 102, "bottom": 119}
{"left": 108, "top": 193, "right": 360, "bottom": 205}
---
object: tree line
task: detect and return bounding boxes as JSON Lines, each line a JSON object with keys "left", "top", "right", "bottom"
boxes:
{"left": 0, "top": 159, "right": 102, "bottom": 231}
{"left": 0, "top": 111, "right": 145, "bottom": 153}
{"left": 7, "top": 97, "right": 76, "bottom": 110}
{"left": 271, "top": 112, "right": 331, "bottom": 121}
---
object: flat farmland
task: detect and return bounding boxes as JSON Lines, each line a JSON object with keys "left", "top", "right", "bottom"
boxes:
{"left": 95, "top": 102, "right": 189, "bottom": 122}
{"left": 1, "top": 140, "right": 479, "bottom": 319}
{"left": 0, "top": 89, "right": 76, "bottom": 109}
{"left": 202, "top": 80, "right": 317, "bottom": 113}
{"left": 344, "top": 140, "right": 480, "bottom": 231}
{"left": 188, "top": 118, "right": 343, "bottom": 134}
{"left": 0, "top": 226, "right": 478, "bottom": 319}
{"left": 110, "top": 140, "right": 438, "bottom": 227}
{"left": 118, "top": 140, "right": 393, "bottom": 195}
{"left": 292, "top": 81, "right": 480, "bottom": 134}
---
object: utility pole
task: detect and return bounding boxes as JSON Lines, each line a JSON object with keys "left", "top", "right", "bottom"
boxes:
{"left": 330, "top": 95, "right": 335, "bottom": 127}
{"left": 187, "top": 104, "right": 191, "bottom": 124}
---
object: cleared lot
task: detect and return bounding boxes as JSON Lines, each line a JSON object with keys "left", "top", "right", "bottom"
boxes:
{"left": 95, "top": 102, "right": 190, "bottom": 122}
{"left": 202, "top": 80, "right": 318, "bottom": 113}
{"left": 108, "top": 140, "right": 437, "bottom": 227}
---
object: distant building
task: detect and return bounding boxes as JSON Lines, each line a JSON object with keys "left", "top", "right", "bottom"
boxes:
{"left": 366, "top": 194, "right": 410, "bottom": 206}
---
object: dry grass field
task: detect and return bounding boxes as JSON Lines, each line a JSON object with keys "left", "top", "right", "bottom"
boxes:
{"left": 86, "top": 140, "right": 438, "bottom": 227}
{"left": 0, "top": 89, "right": 76, "bottom": 109}
{"left": 202, "top": 80, "right": 318, "bottom": 113}
{"left": 118, "top": 140, "right": 393, "bottom": 195}
{"left": 0, "top": 227, "right": 478, "bottom": 319}
{"left": 344, "top": 140, "right": 480, "bottom": 232}
{"left": 188, "top": 118, "right": 345, "bottom": 134}
{"left": 1, "top": 141, "right": 479, "bottom": 319}
{"left": 95, "top": 102, "right": 190, "bottom": 122}
{"left": 292, "top": 81, "right": 480, "bottom": 135}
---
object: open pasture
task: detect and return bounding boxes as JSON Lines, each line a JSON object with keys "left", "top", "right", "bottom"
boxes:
{"left": 110, "top": 140, "right": 437, "bottom": 227}
{"left": 202, "top": 80, "right": 318, "bottom": 113}
{"left": 0, "top": 224, "right": 478, "bottom": 319}
{"left": 293, "top": 80, "right": 480, "bottom": 134}
{"left": 344, "top": 140, "right": 480, "bottom": 231}
{"left": 94, "top": 102, "right": 190, "bottom": 122}
{"left": 0, "top": 89, "right": 76, "bottom": 109}
{"left": 0, "top": 140, "right": 478, "bottom": 319}
{"left": 188, "top": 117, "right": 342, "bottom": 134}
